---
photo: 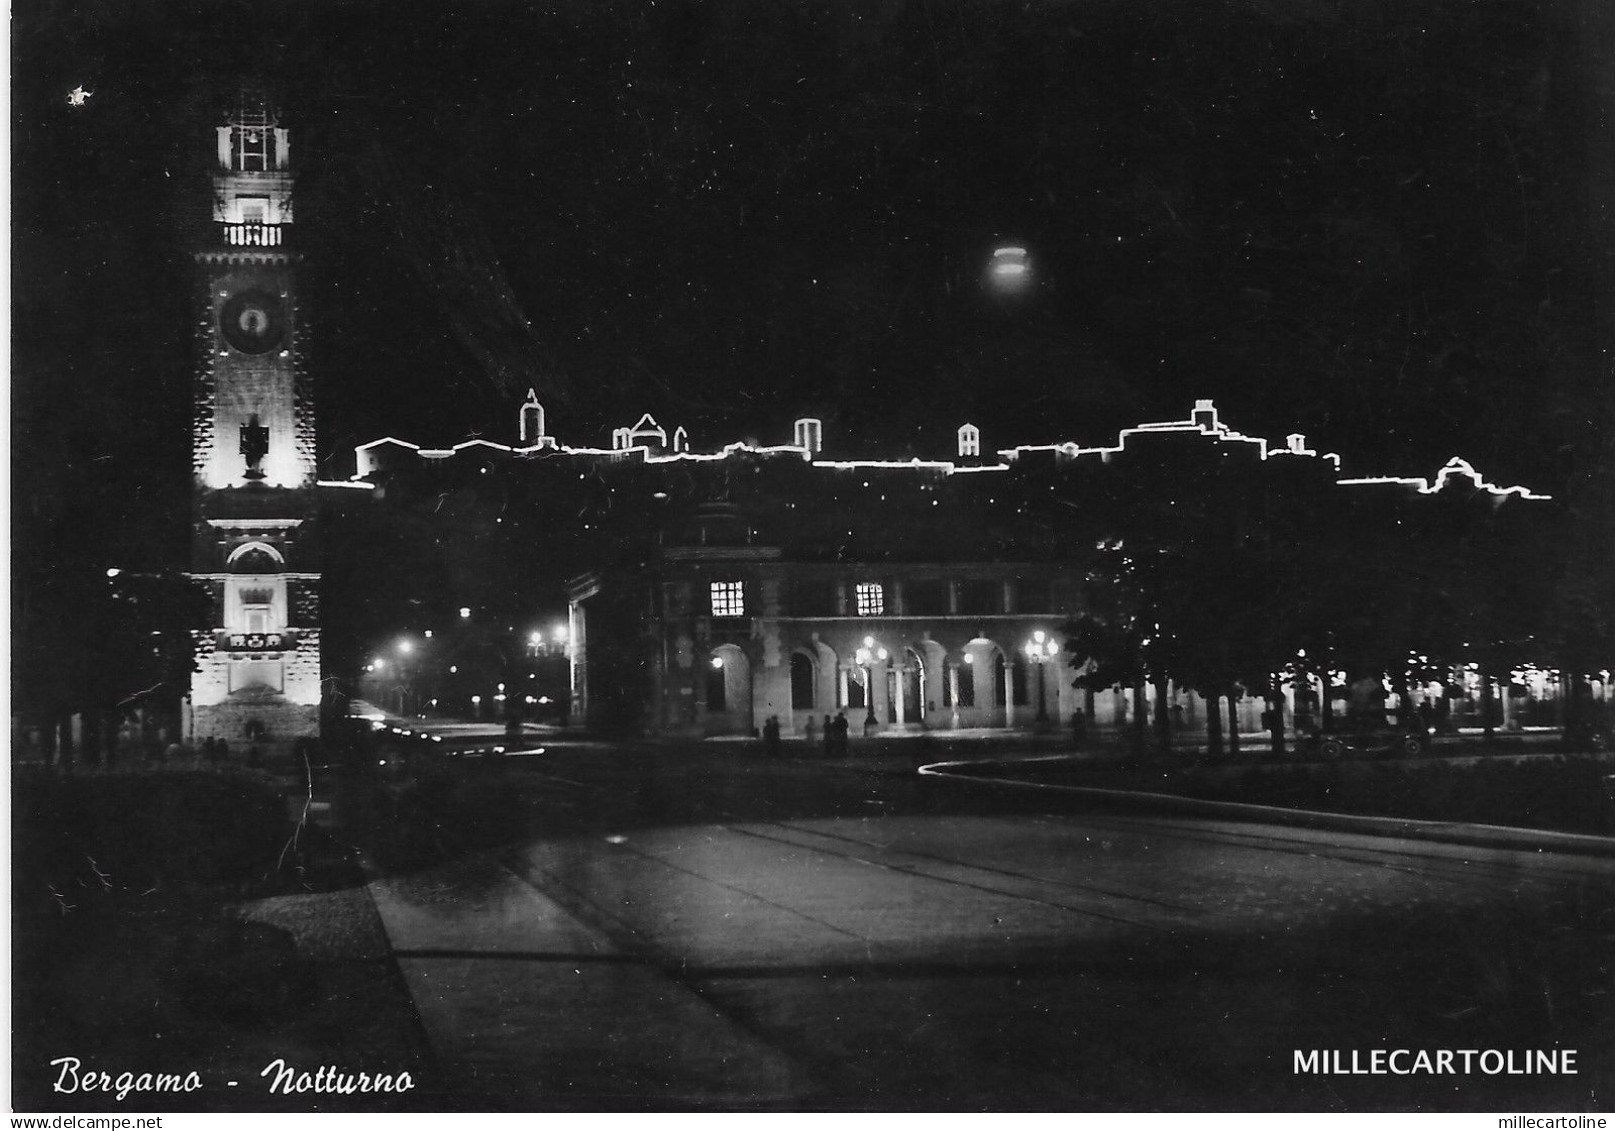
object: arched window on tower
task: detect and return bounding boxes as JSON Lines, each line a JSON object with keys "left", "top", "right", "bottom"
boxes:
{"left": 228, "top": 542, "right": 284, "bottom": 573}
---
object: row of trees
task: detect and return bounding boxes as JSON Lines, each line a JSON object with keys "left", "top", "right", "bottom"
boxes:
{"left": 13, "top": 565, "right": 209, "bottom": 766}
{"left": 1055, "top": 451, "right": 1610, "bottom": 762}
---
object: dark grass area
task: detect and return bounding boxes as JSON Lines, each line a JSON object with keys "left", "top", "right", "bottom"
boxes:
{"left": 973, "top": 754, "right": 1615, "bottom": 836}
{"left": 11, "top": 766, "right": 444, "bottom": 1113}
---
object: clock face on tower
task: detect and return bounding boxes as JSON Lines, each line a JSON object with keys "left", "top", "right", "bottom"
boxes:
{"left": 220, "top": 288, "right": 287, "bottom": 355}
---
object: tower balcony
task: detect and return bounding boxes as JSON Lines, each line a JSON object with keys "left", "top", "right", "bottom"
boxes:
{"left": 221, "top": 222, "right": 286, "bottom": 247}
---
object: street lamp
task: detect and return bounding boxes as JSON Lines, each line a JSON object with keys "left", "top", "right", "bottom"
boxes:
{"left": 394, "top": 637, "right": 419, "bottom": 714}
{"left": 1024, "top": 630, "right": 1059, "bottom": 724}
{"left": 854, "top": 636, "right": 886, "bottom": 727}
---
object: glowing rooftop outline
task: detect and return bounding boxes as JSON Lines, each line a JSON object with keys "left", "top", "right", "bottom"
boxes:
{"left": 345, "top": 401, "right": 1549, "bottom": 501}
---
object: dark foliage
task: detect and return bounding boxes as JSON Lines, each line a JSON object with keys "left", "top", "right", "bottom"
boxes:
{"left": 11, "top": 765, "right": 291, "bottom": 907}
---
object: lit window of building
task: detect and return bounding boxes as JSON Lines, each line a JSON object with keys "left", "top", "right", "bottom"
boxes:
{"left": 856, "top": 582, "right": 885, "bottom": 616}
{"left": 710, "top": 581, "right": 746, "bottom": 617}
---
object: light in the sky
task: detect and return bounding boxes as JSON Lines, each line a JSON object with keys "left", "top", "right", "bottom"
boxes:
{"left": 988, "top": 245, "right": 1032, "bottom": 293}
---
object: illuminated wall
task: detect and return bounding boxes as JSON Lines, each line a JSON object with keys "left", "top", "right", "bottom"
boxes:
{"left": 192, "top": 265, "right": 314, "bottom": 491}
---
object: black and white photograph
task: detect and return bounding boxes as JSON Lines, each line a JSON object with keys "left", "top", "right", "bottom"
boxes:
{"left": 11, "top": 0, "right": 1615, "bottom": 1117}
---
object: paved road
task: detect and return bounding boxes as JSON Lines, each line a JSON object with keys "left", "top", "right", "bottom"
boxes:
{"left": 364, "top": 741, "right": 1615, "bottom": 1110}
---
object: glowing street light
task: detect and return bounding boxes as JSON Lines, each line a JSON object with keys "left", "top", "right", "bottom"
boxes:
{"left": 1023, "top": 630, "right": 1060, "bottom": 724}
{"left": 854, "top": 639, "right": 884, "bottom": 727}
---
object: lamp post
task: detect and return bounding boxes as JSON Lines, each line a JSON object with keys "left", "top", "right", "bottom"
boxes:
{"left": 855, "top": 636, "right": 886, "bottom": 728}
{"left": 1025, "top": 630, "right": 1059, "bottom": 724}
{"left": 396, "top": 636, "right": 418, "bottom": 716}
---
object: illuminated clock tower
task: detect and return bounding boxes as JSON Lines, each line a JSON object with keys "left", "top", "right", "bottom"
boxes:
{"left": 186, "top": 90, "right": 322, "bottom": 755}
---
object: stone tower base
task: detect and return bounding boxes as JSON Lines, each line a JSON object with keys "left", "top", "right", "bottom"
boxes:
{"left": 187, "top": 698, "right": 320, "bottom": 765}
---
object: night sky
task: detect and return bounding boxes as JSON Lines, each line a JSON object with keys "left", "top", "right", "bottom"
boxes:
{"left": 11, "top": 0, "right": 1613, "bottom": 572}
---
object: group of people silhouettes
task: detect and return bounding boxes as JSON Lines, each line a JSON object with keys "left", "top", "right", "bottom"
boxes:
{"left": 762, "top": 711, "right": 853, "bottom": 757}
{"left": 821, "top": 711, "right": 851, "bottom": 756}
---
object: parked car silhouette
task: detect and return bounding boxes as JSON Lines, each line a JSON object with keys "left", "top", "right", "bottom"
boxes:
{"left": 1315, "top": 726, "right": 1434, "bottom": 760}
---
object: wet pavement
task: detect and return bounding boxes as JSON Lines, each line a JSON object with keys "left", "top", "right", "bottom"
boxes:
{"left": 360, "top": 732, "right": 1615, "bottom": 1111}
